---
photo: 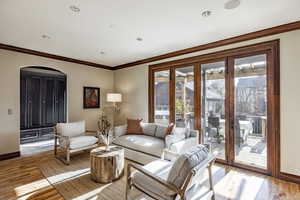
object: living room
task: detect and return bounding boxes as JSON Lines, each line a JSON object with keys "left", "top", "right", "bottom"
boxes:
{"left": 1, "top": 0, "right": 300, "bottom": 199}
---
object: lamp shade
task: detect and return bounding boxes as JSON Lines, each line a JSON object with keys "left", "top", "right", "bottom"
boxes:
{"left": 107, "top": 93, "right": 122, "bottom": 102}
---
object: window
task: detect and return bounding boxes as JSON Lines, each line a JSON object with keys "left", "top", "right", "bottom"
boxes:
{"left": 149, "top": 40, "right": 279, "bottom": 176}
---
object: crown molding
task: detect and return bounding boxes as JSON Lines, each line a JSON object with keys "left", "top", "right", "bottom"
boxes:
{"left": 2, "top": 21, "right": 300, "bottom": 71}
{"left": 0, "top": 43, "right": 112, "bottom": 70}
{"left": 113, "top": 20, "right": 300, "bottom": 70}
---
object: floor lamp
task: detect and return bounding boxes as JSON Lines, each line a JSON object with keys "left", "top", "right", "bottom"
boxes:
{"left": 107, "top": 93, "right": 122, "bottom": 138}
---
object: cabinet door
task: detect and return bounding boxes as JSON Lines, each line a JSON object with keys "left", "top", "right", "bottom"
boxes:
{"left": 20, "top": 74, "right": 28, "bottom": 129}
{"left": 43, "top": 77, "right": 56, "bottom": 126}
{"left": 55, "top": 78, "right": 66, "bottom": 123}
{"left": 28, "top": 76, "right": 43, "bottom": 128}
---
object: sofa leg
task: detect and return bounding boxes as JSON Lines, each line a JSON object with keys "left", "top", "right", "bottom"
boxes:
{"left": 54, "top": 137, "right": 58, "bottom": 155}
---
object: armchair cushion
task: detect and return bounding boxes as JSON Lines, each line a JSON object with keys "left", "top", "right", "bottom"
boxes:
{"left": 132, "top": 160, "right": 176, "bottom": 200}
{"left": 113, "top": 135, "right": 164, "bottom": 157}
{"left": 68, "top": 136, "right": 98, "bottom": 150}
{"left": 57, "top": 121, "right": 85, "bottom": 137}
{"left": 167, "top": 145, "right": 209, "bottom": 188}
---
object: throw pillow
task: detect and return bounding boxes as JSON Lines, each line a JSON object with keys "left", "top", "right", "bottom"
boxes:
{"left": 165, "top": 123, "right": 175, "bottom": 136}
{"left": 126, "top": 119, "right": 144, "bottom": 135}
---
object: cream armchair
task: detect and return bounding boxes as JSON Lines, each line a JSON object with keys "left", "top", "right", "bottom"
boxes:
{"left": 54, "top": 121, "right": 99, "bottom": 165}
{"left": 126, "top": 145, "right": 217, "bottom": 200}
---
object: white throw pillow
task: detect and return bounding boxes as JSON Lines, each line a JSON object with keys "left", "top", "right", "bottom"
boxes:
{"left": 141, "top": 123, "right": 157, "bottom": 137}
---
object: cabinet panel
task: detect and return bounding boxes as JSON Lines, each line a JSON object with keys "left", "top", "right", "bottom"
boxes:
{"left": 20, "top": 76, "right": 28, "bottom": 130}
{"left": 43, "top": 77, "right": 56, "bottom": 126}
{"left": 55, "top": 78, "right": 67, "bottom": 123}
{"left": 29, "top": 76, "right": 42, "bottom": 128}
{"left": 20, "top": 70, "right": 66, "bottom": 143}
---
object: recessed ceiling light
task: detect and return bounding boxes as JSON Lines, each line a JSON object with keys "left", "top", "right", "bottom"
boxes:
{"left": 136, "top": 37, "right": 143, "bottom": 41}
{"left": 70, "top": 5, "right": 80, "bottom": 12}
{"left": 224, "top": 0, "right": 241, "bottom": 10}
{"left": 100, "top": 51, "right": 105, "bottom": 55}
{"left": 202, "top": 10, "right": 212, "bottom": 17}
{"left": 42, "top": 35, "right": 51, "bottom": 39}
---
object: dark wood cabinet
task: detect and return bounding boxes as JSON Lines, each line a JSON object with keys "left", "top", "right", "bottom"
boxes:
{"left": 20, "top": 70, "right": 66, "bottom": 144}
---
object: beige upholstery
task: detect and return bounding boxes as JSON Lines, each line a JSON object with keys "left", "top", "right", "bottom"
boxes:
{"left": 167, "top": 145, "right": 209, "bottom": 188}
{"left": 132, "top": 160, "right": 176, "bottom": 200}
{"left": 57, "top": 121, "right": 85, "bottom": 137}
{"left": 126, "top": 145, "right": 217, "bottom": 200}
{"left": 113, "top": 135, "right": 164, "bottom": 157}
{"left": 112, "top": 123, "right": 200, "bottom": 164}
{"left": 54, "top": 121, "right": 99, "bottom": 165}
{"left": 141, "top": 123, "right": 157, "bottom": 137}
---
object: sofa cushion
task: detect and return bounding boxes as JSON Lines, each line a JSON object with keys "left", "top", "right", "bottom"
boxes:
{"left": 126, "top": 119, "right": 144, "bottom": 135}
{"left": 167, "top": 145, "right": 209, "bottom": 188}
{"left": 132, "top": 160, "right": 176, "bottom": 200}
{"left": 113, "top": 135, "right": 164, "bottom": 157}
{"left": 155, "top": 124, "right": 168, "bottom": 138}
{"left": 57, "top": 121, "right": 85, "bottom": 137}
{"left": 141, "top": 123, "right": 157, "bottom": 137}
{"left": 68, "top": 136, "right": 98, "bottom": 150}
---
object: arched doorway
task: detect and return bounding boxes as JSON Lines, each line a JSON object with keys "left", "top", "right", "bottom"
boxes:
{"left": 20, "top": 66, "right": 67, "bottom": 156}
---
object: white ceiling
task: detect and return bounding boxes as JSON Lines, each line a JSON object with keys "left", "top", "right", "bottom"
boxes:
{"left": 1, "top": 0, "right": 300, "bottom": 67}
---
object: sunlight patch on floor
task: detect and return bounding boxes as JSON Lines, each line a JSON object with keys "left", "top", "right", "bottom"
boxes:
{"left": 72, "top": 183, "right": 112, "bottom": 200}
{"left": 47, "top": 168, "right": 90, "bottom": 184}
{"left": 214, "top": 170, "right": 264, "bottom": 200}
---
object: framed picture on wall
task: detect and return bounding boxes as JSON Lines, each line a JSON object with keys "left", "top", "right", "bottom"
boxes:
{"left": 83, "top": 87, "right": 100, "bottom": 109}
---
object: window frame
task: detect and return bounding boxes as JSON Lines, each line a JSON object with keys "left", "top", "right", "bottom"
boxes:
{"left": 148, "top": 40, "right": 280, "bottom": 177}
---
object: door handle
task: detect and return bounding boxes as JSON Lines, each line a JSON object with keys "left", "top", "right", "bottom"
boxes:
{"left": 231, "top": 121, "right": 235, "bottom": 129}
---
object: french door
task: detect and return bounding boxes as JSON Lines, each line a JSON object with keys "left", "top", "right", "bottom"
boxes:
{"left": 200, "top": 53, "right": 270, "bottom": 173}
{"left": 149, "top": 40, "right": 279, "bottom": 176}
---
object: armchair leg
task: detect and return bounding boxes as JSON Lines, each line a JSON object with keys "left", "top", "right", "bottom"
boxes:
{"left": 126, "top": 165, "right": 132, "bottom": 200}
{"left": 66, "top": 149, "right": 70, "bottom": 165}
{"left": 208, "top": 163, "right": 215, "bottom": 200}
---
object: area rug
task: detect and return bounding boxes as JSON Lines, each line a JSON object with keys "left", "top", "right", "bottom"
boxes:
{"left": 37, "top": 153, "right": 150, "bottom": 200}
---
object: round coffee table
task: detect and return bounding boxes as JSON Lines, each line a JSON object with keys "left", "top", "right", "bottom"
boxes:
{"left": 90, "top": 146, "right": 124, "bottom": 183}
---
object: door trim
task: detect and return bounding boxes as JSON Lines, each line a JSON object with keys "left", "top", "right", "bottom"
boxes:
{"left": 148, "top": 40, "right": 280, "bottom": 177}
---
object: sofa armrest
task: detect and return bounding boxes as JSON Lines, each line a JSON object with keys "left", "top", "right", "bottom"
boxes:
{"left": 113, "top": 125, "right": 127, "bottom": 137}
{"left": 168, "top": 137, "right": 198, "bottom": 154}
{"left": 161, "top": 148, "right": 180, "bottom": 162}
{"left": 189, "top": 129, "right": 200, "bottom": 144}
{"left": 165, "top": 134, "right": 185, "bottom": 149}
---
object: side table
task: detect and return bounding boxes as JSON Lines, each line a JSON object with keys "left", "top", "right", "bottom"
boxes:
{"left": 90, "top": 146, "right": 124, "bottom": 183}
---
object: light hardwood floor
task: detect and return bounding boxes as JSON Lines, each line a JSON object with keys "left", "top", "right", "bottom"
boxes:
{"left": 0, "top": 149, "right": 300, "bottom": 200}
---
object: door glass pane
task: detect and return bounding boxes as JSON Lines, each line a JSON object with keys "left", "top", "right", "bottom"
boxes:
{"left": 154, "top": 70, "right": 170, "bottom": 124}
{"left": 201, "top": 61, "right": 226, "bottom": 159}
{"left": 234, "top": 54, "right": 267, "bottom": 169}
{"left": 175, "top": 66, "right": 194, "bottom": 128}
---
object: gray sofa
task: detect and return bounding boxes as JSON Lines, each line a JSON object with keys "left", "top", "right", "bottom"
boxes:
{"left": 112, "top": 122, "right": 199, "bottom": 164}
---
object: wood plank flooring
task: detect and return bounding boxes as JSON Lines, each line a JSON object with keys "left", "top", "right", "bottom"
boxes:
{"left": 0, "top": 164, "right": 63, "bottom": 200}
{"left": 0, "top": 149, "right": 300, "bottom": 200}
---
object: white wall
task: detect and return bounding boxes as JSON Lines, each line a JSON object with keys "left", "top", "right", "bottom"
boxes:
{"left": 0, "top": 50, "right": 114, "bottom": 155}
{"left": 114, "top": 29, "right": 300, "bottom": 176}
